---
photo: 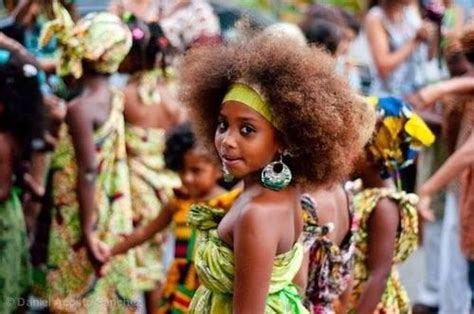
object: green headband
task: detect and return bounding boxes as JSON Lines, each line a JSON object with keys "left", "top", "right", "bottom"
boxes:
{"left": 222, "top": 83, "right": 278, "bottom": 128}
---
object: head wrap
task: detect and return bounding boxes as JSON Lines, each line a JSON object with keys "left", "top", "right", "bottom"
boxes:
{"left": 366, "top": 96, "right": 435, "bottom": 185}
{"left": 222, "top": 82, "right": 278, "bottom": 128}
{"left": 39, "top": 1, "right": 132, "bottom": 78}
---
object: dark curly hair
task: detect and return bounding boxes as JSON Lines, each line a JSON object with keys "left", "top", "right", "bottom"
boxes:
{"left": 122, "top": 14, "right": 172, "bottom": 73}
{"left": 0, "top": 41, "right": 44, "bottom": 157}
{"left": 164, "top": 122, "right": 195, "bottom": 171}
{"left": 179, "top": 31, "right": 375, "bottom": 187}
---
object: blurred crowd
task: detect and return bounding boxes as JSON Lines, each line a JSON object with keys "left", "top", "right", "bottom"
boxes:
{"left": 0, "top": 0, "right": 473, "bottom": 314}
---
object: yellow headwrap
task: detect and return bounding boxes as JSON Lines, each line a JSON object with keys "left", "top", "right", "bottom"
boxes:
{"left": 222, "top": 82, "right": 278, "bottom": 128}
{"left": 39, "top": 1, "right": 132, "bottom": 78}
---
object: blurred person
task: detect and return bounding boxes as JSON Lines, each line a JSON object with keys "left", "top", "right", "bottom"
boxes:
{"left": 409, "top": 36, "right": 472, "bottom": 314}
{"left": 366, "top": 0, "right": 435, "bottom": 97}
{"left": 0, "top": 33, "right": 44, "bottom": 314}
{"left": 108, "top": 0, "right": 160, "bottom": 23}
{"left": 118, "top": 15, "right": 185, "bottom": 314}
{"left": 6, "top": 0, "right": 77, "bottom": 72}
{"left": 302, "top": 4, "right": 362, "bottom": 90}
{"left": 347, "top": 96, "right": 435, "bottom": 314}
{"left": 413, "top": 24, "right": 474, "bottom": 312}
{"left": 38, "top": 3, "right": 140, "bottom": 312}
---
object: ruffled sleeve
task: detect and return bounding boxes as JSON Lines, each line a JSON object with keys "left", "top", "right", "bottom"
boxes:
{"left": 353, "top": 188, "right": 419, "bottom": 264}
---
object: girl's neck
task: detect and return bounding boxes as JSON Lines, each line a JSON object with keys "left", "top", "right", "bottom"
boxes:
{"left": 243, "top": 171, "right": 263, "bottom": 190}
{"left": 81, "top": 74, "right": 110, "bottom": 93}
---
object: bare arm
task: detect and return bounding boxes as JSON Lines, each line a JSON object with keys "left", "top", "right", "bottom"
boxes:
{"left": 417, "top": 77, "right": 474, "bottom": 108}
{"left": 365, "top": 12, "right": 418, "bottom": 79}
{"left": 111, "top": 204, "right": 174, "bottom": 255}
{"left": 419, "top": 132, "right": 474, "bottom": 197}
{"left": 11, "top": 0, "right": 38, "bottom": 26}
{"left": 66, "top": 102, "right": 102, "bottom": 262}
{"left": 355, "top": 198, "right": 400, "bottom": 314}
{"left": 233, "top": 206, "right": 279, "bottom": 313}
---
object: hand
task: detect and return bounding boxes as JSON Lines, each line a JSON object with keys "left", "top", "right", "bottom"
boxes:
{"left": 85, "top": 234, "right": 112, "bottom": 266}
{"left": 23, "top": 172, "right": 45, "bottom": 199}
{"left": 415, "top": 22, "right": 432, "bottom": 43}
{"left": 44, "top": 94, "right": 67, "bottom": 124}
{"left": 417, "top": 194, "right": 435, "bottom": 222}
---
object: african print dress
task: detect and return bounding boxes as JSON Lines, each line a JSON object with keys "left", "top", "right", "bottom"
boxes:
{"left": 158, "top": 189, "right": 241, "bottom": 313}
{"left": 125, "top": 124, "right": 180, "bottom": 291}
{"left": 188, "top": 192, "right": 309, "bottom": 314}
{"left": 46, "top": 91, "right": 139, "bottom": 313}
{"left": 0, "top": 187, "right": 32, "bottom": 314}
{"left": 302, "top": 192, "right": 357, "bottom": 314}
{"left": 348, "top": 188, "right": 419, "bottom": 314}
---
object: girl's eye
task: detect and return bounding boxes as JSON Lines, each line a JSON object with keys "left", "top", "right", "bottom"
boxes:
{"left": 217, "top": 120, "right": 228, "bottom": 133}
{"left": 240, "top": 125, "right": 255, "bottom": 136}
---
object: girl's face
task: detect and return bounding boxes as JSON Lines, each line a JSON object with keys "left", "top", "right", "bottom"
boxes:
{"left": 215, "top": 101, "right": 281, "bottom": 179}
{"left": 178, "top": 149, "right": 221, "bottom": 199}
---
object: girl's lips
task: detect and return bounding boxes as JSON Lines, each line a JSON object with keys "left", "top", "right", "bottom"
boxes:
{"left": 222, "top": 156, "right": 243, "bottom": 167}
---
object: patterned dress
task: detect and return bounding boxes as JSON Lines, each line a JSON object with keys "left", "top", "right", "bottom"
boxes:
{"left": 302, "top": 192, "right": 357, "bottom": 314}
{"left": 125, "top": 124, "right": 180, "bottom": 291}
{"left": 158, "top": 189, "right": 241, "bottom": 314}
{"left": 0, "top": 188, "right": 32, "bottom": 314}
{"left": 188, "top": 196, "right": 309, "bottom": 314}
{"left": 46, "top": 91, "right": 138, "bottom": 313}
{"left": 348, "top": 188, "right": 419, "bottom": 314}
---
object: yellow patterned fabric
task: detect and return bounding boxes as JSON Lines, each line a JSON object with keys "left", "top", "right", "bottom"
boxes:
{"left": 47, "top": 91, "right": 138, "bottom": 313}
{"left": 39, "top": 1, "right": 132, "bottom": 78}
{"left": 348, "top": 188, "right": 419, "bottom": 314}
{"left": 187, "top": 197, "right": 309, "bottom": 314}
{"left": 366, "top": 96, "right": 435, "bottom": 181}
{"left": 125, "top": 124, "right": 180, "bottom": 291}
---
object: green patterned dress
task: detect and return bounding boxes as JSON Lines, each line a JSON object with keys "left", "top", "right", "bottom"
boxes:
{"left": 125, "top": 124, "right": 180, "bottom": 291}
{"left": 0, "top": 188, "right": 32, "bottom": 314}
{"left": 187, "top": 203, "right": 309, "bottom": 313}
{"left": 46, "top": 91, "right": 138, "bottom": 313}
{"left": 348, "top": 188, "right": 419, "bottom": 314}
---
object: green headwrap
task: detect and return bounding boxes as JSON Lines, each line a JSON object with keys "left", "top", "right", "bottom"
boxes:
{"left": 40, "top": 1, "right": 132, "bottom": 78}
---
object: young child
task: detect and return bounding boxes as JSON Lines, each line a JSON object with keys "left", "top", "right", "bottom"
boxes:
{"left": 348, "top": 96, "right": 435, "bottom": 314}
{"left": 119, "top": 15, "right": 185, "bottom": 313}
{"left": 39, "top": 3, "right": 138, "bottom": 312}
{"left": 178, "top": 28, "right": 374, "bottom": 312}
{"left": 106, "top": 122, "right": 240, "bottom": 313}
{"left": 0, "top": 35, "right": 44, "bottom": 314}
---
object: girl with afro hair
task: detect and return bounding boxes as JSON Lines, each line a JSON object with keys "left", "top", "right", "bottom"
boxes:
{"left": 178, "top": 28, "right": 375, "bottom": 313}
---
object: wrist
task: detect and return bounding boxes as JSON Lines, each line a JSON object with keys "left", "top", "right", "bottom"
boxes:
{"left": 417, "top": 185, "right": 432, "bottom": 198}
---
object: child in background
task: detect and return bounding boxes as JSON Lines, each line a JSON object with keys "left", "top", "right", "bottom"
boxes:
{"left": 0, "top": 34, "right": 44, "bottom": 314}
{"left": 348, "top": 97, "right": 435, "bottom": 314}
{"left": 106, "top": 123, "right": 240, "bottom": 313}
{"left": 39, "top": 3, "right": 139, "bottom": 312}
{"left": 119, "top": 15, "right": 185, "bottom": 313}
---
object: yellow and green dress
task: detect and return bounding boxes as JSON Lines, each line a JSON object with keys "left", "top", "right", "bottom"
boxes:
{"left": 348, "top": 188, "right": 419, "bottom": 314}
{"left": 158, "top": 188, "right": 241, "bottom": 313}
{"left": 125, "top": 124, "right": 180, "bottom": 290}
{"left": 46, "top": 91, "right": 139, "bottom": 313}
{"left": 125, "top": 68, "right": 181, "bottom": 290}
{"left": 187, "top": 194, "right": 309, "bottom": 314}
{"left": 0, "top": 187, "right": 32, "bottom": 314}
